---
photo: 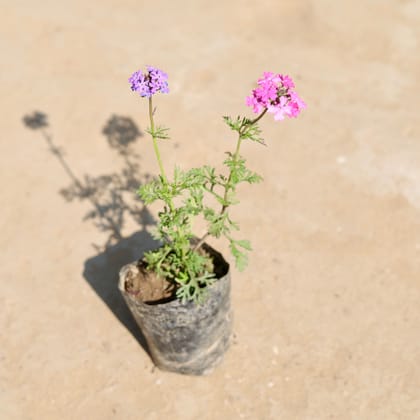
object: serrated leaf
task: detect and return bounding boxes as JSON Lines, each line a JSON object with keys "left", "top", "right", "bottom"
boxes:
{"left": 223, "top": 115, "right": 242, "bottom": 132}
{"left": 235, "top": 239, "right": 252, "bottom": 251}
{"left": 155, "top": 125, "right": 170, "bottom": 140}
{"left": 229, "top": 240, "right": 249, "bottom": 271}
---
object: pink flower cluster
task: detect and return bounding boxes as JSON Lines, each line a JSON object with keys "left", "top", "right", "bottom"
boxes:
{"left": 246, "top": 72, "right": 306, "bottom": 121}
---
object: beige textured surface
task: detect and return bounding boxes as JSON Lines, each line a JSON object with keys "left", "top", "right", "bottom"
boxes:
{"left": 1, "top": 1, "right": 420, "bottom": 419}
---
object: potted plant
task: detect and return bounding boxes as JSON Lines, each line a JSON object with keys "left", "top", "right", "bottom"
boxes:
{"left": 119, "top": 66, "right": 305, "bottom": 375}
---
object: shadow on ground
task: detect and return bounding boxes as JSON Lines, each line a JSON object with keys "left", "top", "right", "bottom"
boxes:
{"left": 83, "top": 230, "right": 159, "bottom": 353}
{"left": 23, "top": 111, "right": 159, "bottom": 354}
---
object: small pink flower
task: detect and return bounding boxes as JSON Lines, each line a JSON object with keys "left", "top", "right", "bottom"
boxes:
{"left": 279, "top": 75, "right": 295, "bottom": 88}
{"left": 246, "top": 72, "right": 305, "bottom": 121}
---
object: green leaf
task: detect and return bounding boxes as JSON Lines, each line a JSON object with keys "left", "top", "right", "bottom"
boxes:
{"left": 229, "top": 238, "right": 252, "bottom": 271}
{"left": 223, "top": 115, "right": 242, "bottom": 132}
{"left": 235, "top": 239, "right": 252, "bottom": 251}
{"left": 229, "top": 240, "right": 249, "bottom": 271}
{"left": 151, "top": 125, "right": 170, "bottom": 140}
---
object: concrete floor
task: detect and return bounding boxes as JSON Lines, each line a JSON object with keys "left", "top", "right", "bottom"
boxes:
{"left": 1, "top": 1, "right": 420, "bottom": 419}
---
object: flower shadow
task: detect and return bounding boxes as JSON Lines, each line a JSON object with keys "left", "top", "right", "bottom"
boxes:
{"left": 23, "top": 111, "right": 159, "bottom": 354}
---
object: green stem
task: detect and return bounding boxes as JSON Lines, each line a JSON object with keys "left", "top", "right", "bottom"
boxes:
{"left": 149, "top": 96, "right": 168, "bottom": 183}
{"left": 220, "top": 134, "right": 242, "bottom": 214}
{"left": 221, "top": 108, "right": 267, "bottom": 213}
{"left": 193, "top": 108, "right": 267, "bottom": 251}
{"left": 148, "top": 96, "right": 175, "bottom": 214}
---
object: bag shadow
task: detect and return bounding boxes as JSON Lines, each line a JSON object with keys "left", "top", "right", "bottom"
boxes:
{"left": 83, "top": 230, "right": 159, "bottom": 357}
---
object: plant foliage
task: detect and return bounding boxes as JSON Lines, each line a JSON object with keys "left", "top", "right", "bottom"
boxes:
{"left": 137, "top": 110, "right": 265, "bottom": 303}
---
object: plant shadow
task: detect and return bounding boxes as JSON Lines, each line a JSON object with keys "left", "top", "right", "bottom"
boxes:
{"left": 23, "top": 111, "right": 159, "bottom": 355}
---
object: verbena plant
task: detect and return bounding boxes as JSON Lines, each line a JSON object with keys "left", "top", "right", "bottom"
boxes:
{"left": 129, "top": 67, "right": 305, "bottom": 302}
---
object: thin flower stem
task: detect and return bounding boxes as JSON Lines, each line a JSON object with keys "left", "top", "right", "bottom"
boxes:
{"left": 220, "top": 135, "right": 242, "bottom": 214}
{"left": 248, "top": 107, "right": 268, "bottom": 126}
{"left": 149, "top": 96, "right": 168, "bottom": 183}
{"left": 148, "top": 96, "right": 175, "bottom": 214}
{"left": 193, "top": 108, "right": 267, "bottom": 251}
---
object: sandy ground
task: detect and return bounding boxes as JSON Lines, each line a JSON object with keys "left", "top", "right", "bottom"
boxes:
{"left": 1, "top": 0, "right": 420, "bottom": 419}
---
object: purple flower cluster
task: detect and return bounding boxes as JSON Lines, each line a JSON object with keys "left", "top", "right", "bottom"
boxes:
{"left": 246, "top": 72, "right": 305, "bottom": 121}
{"left": 129, "top": 66, "right": 169, "bottom": 98}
